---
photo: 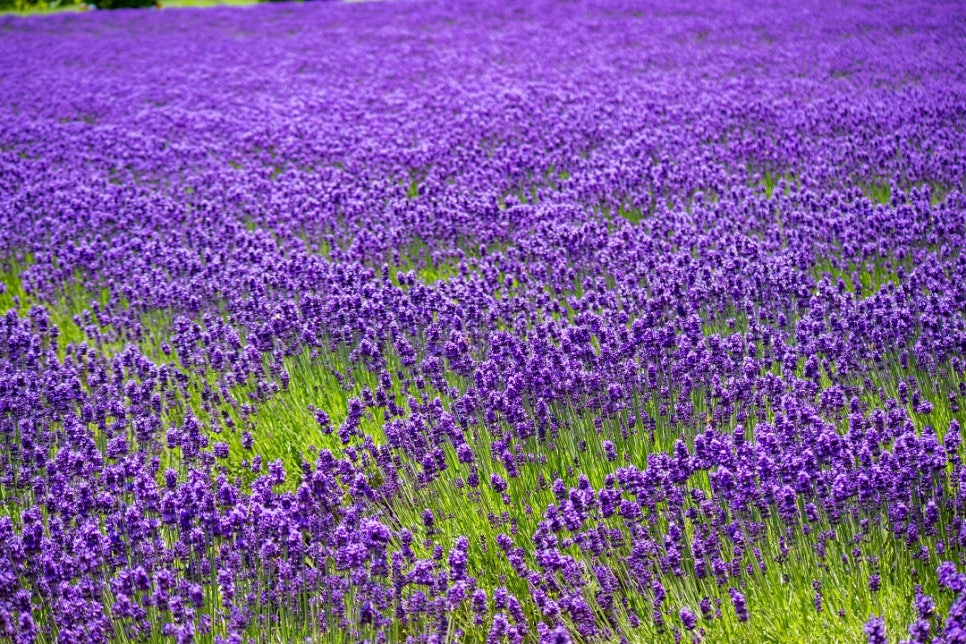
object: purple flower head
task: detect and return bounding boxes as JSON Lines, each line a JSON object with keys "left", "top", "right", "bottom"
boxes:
{"left": 679, "top": 606, "right": 697, "bottom": 631}
{"left": 939, "top": 562, "right": 966, "bottom": 593}
{"left": 729, "top": 588, "right": 748, "bottom": 622}
{"left": 603, "top": 440, "right": 617, "bottom": 462}
{"left": 864, "top": 615, "right": 887, "bottom": 644}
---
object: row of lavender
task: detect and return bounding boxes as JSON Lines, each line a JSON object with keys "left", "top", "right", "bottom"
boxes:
{"left": 2, "top": 0, "right": 966, "bottom": 642}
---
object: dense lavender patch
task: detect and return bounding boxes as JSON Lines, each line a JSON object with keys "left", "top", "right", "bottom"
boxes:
{"left": 2, "top": 0, "right": 966, "bottom": 642}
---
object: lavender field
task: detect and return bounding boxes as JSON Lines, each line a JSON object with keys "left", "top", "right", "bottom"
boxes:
{"left": 2, "top": 0, "right": 966, "bottom": 642}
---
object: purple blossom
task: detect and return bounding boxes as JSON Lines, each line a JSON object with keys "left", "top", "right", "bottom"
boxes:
{"left": 0, "top": 0, "right": 964, "bottom": 641}
{"left": 864, "top": 615, "right": 887, "bottom": 644}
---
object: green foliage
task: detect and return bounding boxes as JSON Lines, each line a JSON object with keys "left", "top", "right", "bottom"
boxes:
{"left": 0, "top": 0, "right": 78, "bottom": 13}
{"left": 90, "top": 0, "right": 155, "bottom": 9}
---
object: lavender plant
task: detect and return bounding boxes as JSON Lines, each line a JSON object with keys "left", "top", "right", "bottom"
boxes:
{"left": 1, "top": 0, "right": 966, "bottom": 642}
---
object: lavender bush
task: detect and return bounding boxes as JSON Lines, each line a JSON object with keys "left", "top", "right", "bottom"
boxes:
{"left": 1, "top": 0, "right": 966, "bottom": 642}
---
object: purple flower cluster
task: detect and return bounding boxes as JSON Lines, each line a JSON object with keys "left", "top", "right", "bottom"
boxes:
{"left": 1, "top": 0, "right": 966, "bottom": 641}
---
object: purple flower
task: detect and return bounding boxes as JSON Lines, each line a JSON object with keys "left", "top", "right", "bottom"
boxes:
{"left": 679, "top": 606, "right": 697, "bottom": 631}
{"left": 490, "top": 473, "right": 508, "bottom": 494}
{"left": 864, "top": 615, "right": 887, "bottom": 644}
{"left": 603, "top": 440, "right": 617, "bottom": 462}
{"left": 729, "top": 588, "right": 748, "bottom": 622}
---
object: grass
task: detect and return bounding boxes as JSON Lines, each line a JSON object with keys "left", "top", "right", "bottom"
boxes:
{"left": 0, "top": 0, "right": 257, "bottom": 15}
{"left": 0, "top": 2, "right": 83, "bottom": 15}
{"left": 160, "top": 0, "right": 257, "bottom": 7}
